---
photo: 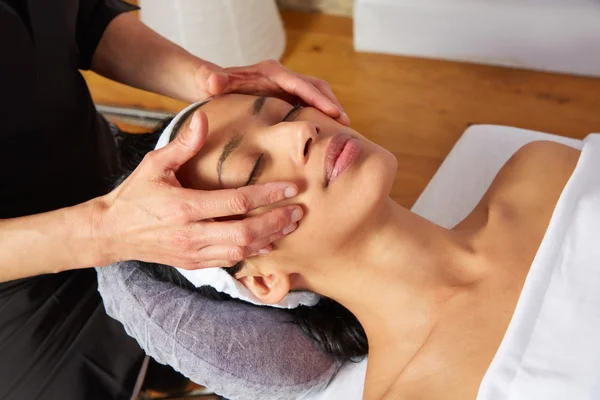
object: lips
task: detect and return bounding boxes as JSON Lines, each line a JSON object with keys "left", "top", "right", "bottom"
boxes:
{"left": 324, "top": 133, "right": 361, "bottom": 185}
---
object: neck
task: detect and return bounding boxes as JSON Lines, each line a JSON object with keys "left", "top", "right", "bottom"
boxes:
{"left": 303, "top": 198, "right": 479, "bottom": 369}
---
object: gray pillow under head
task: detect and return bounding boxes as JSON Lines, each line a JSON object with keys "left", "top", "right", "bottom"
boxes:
{"left": 96, "top": 261, "right": 341, "bottom": 400}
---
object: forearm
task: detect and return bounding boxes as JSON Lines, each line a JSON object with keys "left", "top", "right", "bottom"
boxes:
{"left": 91, "top": 12, "right": 212, "bottom": 103}
{"left": 0, "top": 198, "right": 112, "bottom": 282}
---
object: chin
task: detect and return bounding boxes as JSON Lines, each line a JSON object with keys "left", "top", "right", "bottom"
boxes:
{"left": 358, "top": 146, "right": 397, "bottom": 191}
{"left": 335, "top": 147, "right": 397, "bottom": 221}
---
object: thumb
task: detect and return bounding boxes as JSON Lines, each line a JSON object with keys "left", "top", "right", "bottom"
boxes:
{"left": 156, "top": 110, "right": 209, "bottom": 173}
{"left": 207, "top": 71, "right": 229, "bottom": 95}
{"left": 195, "top": 63, "right": 229, "bottom": 96}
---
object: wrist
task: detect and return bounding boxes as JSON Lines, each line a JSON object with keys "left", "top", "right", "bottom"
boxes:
{"left": 71, "top": 196, "right": 120, "bottom": 269}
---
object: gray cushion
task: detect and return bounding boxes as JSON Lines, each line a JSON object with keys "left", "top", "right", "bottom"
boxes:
{"left": 96, "top": 261, "right": 340, "bottom": 400}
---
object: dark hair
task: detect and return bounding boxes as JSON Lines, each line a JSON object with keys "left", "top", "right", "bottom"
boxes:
{"left": 113, "top": 117, "right": 368, "bottom": 362}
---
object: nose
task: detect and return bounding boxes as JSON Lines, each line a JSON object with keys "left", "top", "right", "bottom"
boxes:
{"left": 272, "top": 121, "right": 320, "bottom": 167}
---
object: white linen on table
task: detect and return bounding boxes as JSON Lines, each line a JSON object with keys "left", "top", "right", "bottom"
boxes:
{"left": 477, "top": 133, "right": 600, "bottom": 399}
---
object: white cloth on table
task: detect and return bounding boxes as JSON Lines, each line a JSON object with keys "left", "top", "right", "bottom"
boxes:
{"left": 477, "top": 133, "right": 600, "bottom": 399}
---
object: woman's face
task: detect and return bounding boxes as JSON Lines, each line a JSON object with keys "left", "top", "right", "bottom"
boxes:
{"left": 176, "top": 94, "right": 397, "bottom": 297}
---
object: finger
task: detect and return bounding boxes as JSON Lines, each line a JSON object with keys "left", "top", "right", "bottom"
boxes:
{"left": 197, "top": 205, "right": 303, "bottom": 247}
{"left": 191, "top": 245, "right": 250, "bottom": 268}
{"left": 246, "top": 224, "right": 296, "bottom": 255}
{"left": 154, "top": 110, "right": 209, "bottom": 173}
{"left": 218, "top": 65, "right": 277, "bottom": 96}
{"left": 179, "top": 256, "right": 241, "bottom": 270}
{"left": 263, "top": 63, "right": 342, "bottom": 119}
{"left": 183, "top": 181, "right": 299, "bottom": 220}
{"left": 301, "top": 74, "right": 343, "bottom": 111}
{"left": 302, "top": 75, "right": 350, "bottom": 126}
{"left": 277, "top": 76, "right": 341, "bottom": 119}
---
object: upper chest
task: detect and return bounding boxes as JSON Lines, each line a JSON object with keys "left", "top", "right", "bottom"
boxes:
{"left": 366, "top": 142, "right": 582, "bottom": 400}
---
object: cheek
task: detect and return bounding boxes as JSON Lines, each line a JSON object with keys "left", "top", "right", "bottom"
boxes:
{"left": 291, "top": 145, "right": 397, "bottom": 253}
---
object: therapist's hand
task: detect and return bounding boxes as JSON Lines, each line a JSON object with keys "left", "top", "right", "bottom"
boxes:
{"left": 99, "top": 111, "right": 302, "bottom": 270}
{"left": 92, "top": 13, "right": 348, "bottom": 124}
{"left": 194, "top": 59, "right": 350, "bottom": 126}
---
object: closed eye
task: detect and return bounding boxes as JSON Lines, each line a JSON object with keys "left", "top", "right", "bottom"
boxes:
{"left": 246, "top": 153, "right": 264, "bottom": 186}
{"left": 281, "top": 103, "right": 302, "bottom": 123}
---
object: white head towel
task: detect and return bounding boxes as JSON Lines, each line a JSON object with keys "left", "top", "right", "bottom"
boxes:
{"left": 153, "top": 101, "right": 320, "bottom": 309}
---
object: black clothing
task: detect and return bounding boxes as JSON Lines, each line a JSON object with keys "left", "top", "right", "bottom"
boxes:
{"left": 0, "top": 0, "right": 135, "bottom": 218}
{"left": 0, "top": 1, "right": 145, "bottom": 399}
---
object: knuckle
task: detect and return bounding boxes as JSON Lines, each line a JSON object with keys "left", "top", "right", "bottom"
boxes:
{"left": 172, "top": 202, "right": 193, "bottom": 222}
{"left": 265, "top": 59, "right": 281, "bottom": 68}
{"left": 290, "top": 80, "right": 301, "bottom": 92}
{"left": 171, "top": 229, "right": 193, "bottom": 250}
{"left": 271, "top": 210, "right": 289, "bottom": 232}
{"left": 142, "top": 151, "right": 159, "bottom": 169}
{"left": 228, "top": 246, "right": 247, "bottom": 261}
{"left": 266, "top": 188, "right": 282, "bottom": 205}
{"left": 315, "top": 78, "right": 328, "bottom": 87}
{"left": 228, "top": 191, "right": 252, "bottom": 214}
{"left": 233, "top": 224, "right": 254, "bottom": 246}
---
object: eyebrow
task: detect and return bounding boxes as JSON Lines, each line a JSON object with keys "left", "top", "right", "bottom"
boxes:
{"left": 217, "top": 96, "right": 268, "bottom": 187}
{"left": 253, "top": 96, "right": 267, "bottom": 115}
{"left": 217, "top": 134, "right": 243, "bottom": 188}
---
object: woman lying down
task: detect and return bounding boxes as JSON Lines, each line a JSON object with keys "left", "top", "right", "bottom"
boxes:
{"left": 115, "top": 94, "right": 600, "bottom": 399}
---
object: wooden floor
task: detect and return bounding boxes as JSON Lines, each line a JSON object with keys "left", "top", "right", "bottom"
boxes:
{"left": 83, "top": 11, "right": 600, "bottom": 208}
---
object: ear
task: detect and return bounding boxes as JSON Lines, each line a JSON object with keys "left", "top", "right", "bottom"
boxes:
{"left": 237, "top": 271, "right": 291, "bottom": 305}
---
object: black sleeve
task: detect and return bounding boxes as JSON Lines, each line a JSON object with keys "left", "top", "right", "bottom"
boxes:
{"left": 76, "top": 0, "right": 139, "bottom": 70}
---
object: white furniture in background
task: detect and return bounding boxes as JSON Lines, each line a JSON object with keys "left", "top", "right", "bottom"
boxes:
{"left": 139, "top": 0, "right": 286, "bottom": 67}
{"left": 354, "top": 0, "right": 600, "bottom": 77}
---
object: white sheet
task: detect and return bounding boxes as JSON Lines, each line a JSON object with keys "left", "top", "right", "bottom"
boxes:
{"left": 308, "top": 125, "right": 586, "bottom": 400}
{"left": 478, "top": 133, "right": 600, "bottom": 399}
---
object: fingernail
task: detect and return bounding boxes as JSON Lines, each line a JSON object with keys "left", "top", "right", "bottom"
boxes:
{"left": 291, "top": 207, "right": 303, "bottom": 222}
{"left": 283, "top": 223, "right": 297, "bottom": 235}
{"left": 341, "top": 112, "right": 350, "bottom": 124}
{"left": 284, "top": 186, "right": 298, "bottom": 198}
{"left": 258, "top": 247, "right": 271, "bottom": 255}
{"left": 190, "top": 111, "right": 199, "bottom": 131}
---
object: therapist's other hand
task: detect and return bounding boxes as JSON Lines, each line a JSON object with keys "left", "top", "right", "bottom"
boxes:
{"left": 99, "top": 111, "right": 302, "bottom": 270}
{"left": 194, "top": 59, "right": 350, "bottom": 126}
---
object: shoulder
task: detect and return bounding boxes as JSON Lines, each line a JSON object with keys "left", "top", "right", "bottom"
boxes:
{"left": 500, "top": 140, "right": 580, "bottom": 190}
{"left": 510, "top": 140, "right": 581, "bottom": 171}
{"left": 485, "top": 140, "right": 581, "bottom": 217}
